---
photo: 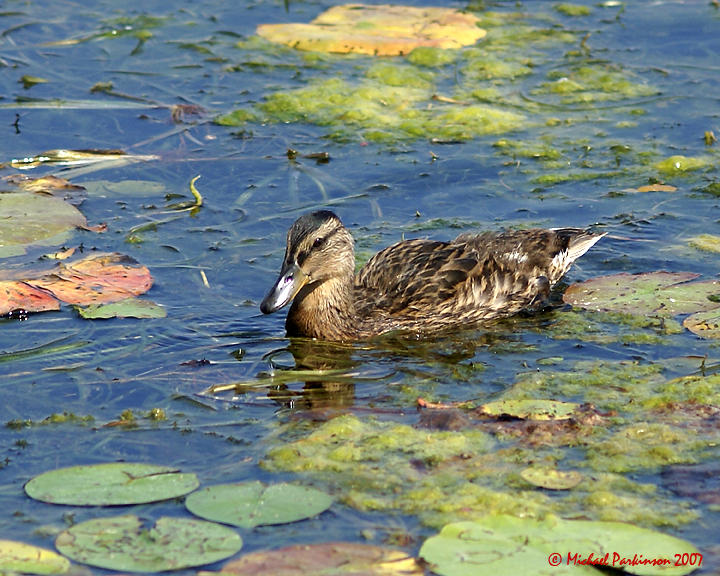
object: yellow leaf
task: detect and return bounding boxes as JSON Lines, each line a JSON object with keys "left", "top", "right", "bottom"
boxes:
{"left": 257, "top": 4, "right": 486, "bottom": 56}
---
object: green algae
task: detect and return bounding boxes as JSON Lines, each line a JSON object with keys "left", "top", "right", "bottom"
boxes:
{"left": 554, "top": 3, "right": 592, "bottom": 17}
{"left": 406, "top": 46, "right": 457, "bottom": 68}
{"left": 688, "top": 233, "right": 720, "bottom": 253}
{"left": 587, "top": 423, "right": 703, "bottom": 474}
{"left": 654, "top": 155, "right": 714, "bottom": 175}
{"left": 263, "top": 409, "right": 702, "bottom": 528}
{"left": 365, "top": 62, "right": 434, "bottom": 89}
{"left": 219, "top": 7, "right": 662, "bottom": 145}
{"left": 535, "top": 66, "right": 657, "bottom": 105}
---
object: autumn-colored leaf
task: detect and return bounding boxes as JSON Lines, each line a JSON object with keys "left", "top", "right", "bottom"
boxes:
{"left": 31, "top": 254, "right": 153, "bottom": 305}
{"left": 4, "top": 174, "right": 86, "bottom": 194}
{"left": 211, "top": 542, "right": 421, "bottom": 576}
{"left": 1, "top": 253, "right": 154, "bottom": 316}
{"left": 0, "top": 281, "right": 60, "bottom": 315}
{"left": 635, "top": 183, "right": 677, "bottom": 193}
{"left": 257, "top": 4, "right": 486, "bottom": 56}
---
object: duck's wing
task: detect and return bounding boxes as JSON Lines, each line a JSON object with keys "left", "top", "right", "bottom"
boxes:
{"left": 355, "top": 238, "right": 488, "bottom": 315}
{"left": 355, "top": 229, "right": 604, "bottom": 321}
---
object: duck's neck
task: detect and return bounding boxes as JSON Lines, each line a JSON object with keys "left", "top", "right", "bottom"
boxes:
{"left": 286, "top": 275, "right": 358, "bottom": 341}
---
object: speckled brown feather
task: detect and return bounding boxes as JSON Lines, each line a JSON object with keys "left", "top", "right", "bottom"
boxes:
{"left": 262, "top": 211, "right": 604, "bottom": 341}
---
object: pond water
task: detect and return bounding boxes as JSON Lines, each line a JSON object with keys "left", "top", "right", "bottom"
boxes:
{"left": 1, "top": 0, "right": 720, "bottom": 573}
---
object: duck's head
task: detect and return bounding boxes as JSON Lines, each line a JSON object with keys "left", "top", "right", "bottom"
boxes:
{"left": 260, "top": 210, "right": 354, "bottom": 314}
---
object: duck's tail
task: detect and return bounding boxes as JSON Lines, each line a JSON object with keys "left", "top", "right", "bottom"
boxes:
{"left": 548, "top": 228, "right": 606, "bottom": 283}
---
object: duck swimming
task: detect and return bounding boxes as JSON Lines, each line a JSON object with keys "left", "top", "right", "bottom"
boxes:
{"left": 260, "top": 211, "right": 604, "bottom": 341}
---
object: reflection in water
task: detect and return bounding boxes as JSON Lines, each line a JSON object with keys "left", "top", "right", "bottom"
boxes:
{"left": 266, "top": 338, "right": 358, "bottom": 410}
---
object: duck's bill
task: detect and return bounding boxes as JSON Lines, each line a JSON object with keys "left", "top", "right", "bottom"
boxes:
{"left": 260, "top": 262, "right": 309, "bottom": 314}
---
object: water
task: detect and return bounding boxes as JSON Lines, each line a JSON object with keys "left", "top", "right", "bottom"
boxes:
{"left": 1, "top": 0, "right": 720, "bottom": 573}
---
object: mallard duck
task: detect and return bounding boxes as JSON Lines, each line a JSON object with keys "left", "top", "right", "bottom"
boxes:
{"left": 260, "top": 211, "right": 604, "bottom": 341}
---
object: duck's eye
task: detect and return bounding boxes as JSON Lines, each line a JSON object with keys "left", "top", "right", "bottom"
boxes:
{"left": 312, "top": 236, "right": 325, "bottom": 249}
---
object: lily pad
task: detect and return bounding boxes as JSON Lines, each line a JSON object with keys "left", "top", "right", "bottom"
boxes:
{"left": 0, "top": 281, "right": 60, "bottom": 316}
{"left": 520, "top": 467, "right": 583, "bottom": 490}
{"left": 257, "top": 4, "right": 486, "bottom": 56}
{"left": 563, "top": 272, "right": 720, "bottom": 317}
{"left": 25, "top": 463, "right": 199, "bottom": 506}
{"left": 31, "top": 253, "right": 154, "bottom": 306}
{"left": 419, "top": 515, "right": 701, "bottom": 576}
{"left": 213, "top": 542, "right": 421, "bottom": 576}
{"left": 76, "top": 298, "right": 166, "bottom": 319}
{"left": 479, "top": 399, "right": 580, "bottom": 420}
{"left": 185, "top": 482, "right": 333, "bottom": 529}
{"left": 683, "top": 310, "right": 720, "bottom": 339}
{"left": 0, "top": 192, "right": 86, "bottom": 257}
{"left": 0, "top": 540, "right": 70, "bottom": 575}
{"left": 55, "top": 515, "right": 242, "bottom": 572}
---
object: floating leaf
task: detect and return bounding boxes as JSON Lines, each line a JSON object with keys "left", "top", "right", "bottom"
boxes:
{"left": 687, "top": 234, "right": 720, "bottom": 254}
{"left": 0, "top": 540, "right": 70, "bottom": 575}
{"left": 56, "top": 515, "right": 242, "bottom": 572}
{"left": 683, "top": 310, "right": 720, "bottom": 339}
{"left": 4, "top": 174, "right": 85, "bottom": 194}
{"left": 25, "top": 463, "right": 199, "bottom": 506}
{"left": 564, "top": 272, "right": 720, "bottom": 316}
{"left": 185, "top": 482, "right": 333, "bottom": 529}
{"left": 0, "top": 192, "right": 86, "bottom": 257}
{"left": 213, "top": 542, "right": 421, "bottom": 576}
{"left": 31, "top": 253, "right": 154, "bottom": 306}
{"left": 635, "top": 183, "right": 677, "bottom": 193}
{"left": 0, "top": 281, "right": 60, "bottom": 316}
{"left": 257, "top": 4, "right": 486, "bottom": 56}
{"left": 76, "top": 298, "right": 166, "bottom": 319}
{"left": 19, "top": 75, "right": 49, "bottom": 89}
{"left": 419, "top": 515, "right": 701, "bottom": 576}
{"left": 479, "top": 399, "right": 580, "bottom": 420}
{"left": 520, "top": 467, "right": 583, "bottom": 490}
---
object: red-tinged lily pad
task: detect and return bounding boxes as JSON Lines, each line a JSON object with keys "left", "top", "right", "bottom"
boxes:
{"left": 0, "top": 540, "right": 70, "bottom": 575}
{"left": 211, "top": 542, "right": 421, "bottom": 576}
{"left": 30, "top": 253, "right": 153, "bottom": 305}
{"left": 56, "top": 515, "right": 242, "bottom": 573}
{"left": 257, "top": 4, "right": 486, "bottom": 56}
{"left": 564, "top": 272, "right": 720, "bottom": 317}
{"left": 0, "top": 192, "right": 86, "bottom": 257}
{"left": 0, "top": 281, "right": 60, "bottom": 315}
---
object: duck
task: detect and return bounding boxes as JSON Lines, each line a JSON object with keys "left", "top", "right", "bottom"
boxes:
{"left": 260, "top": 210, "right": 604, "bottom": 341}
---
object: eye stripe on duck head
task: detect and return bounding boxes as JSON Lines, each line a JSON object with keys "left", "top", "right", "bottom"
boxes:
{"left": 286, "top": 210, "right": 343, "bottom": 266}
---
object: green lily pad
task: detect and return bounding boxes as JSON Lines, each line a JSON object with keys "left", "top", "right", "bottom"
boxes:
{"left": 0, "top": 540, "right": 70, "bottom": 575}
{"left": 55, "top": 515, "right": 242, "bottom": 572}
{"left": 0, "top": 192, "right": 86, "bottom": 257}
{"left": 215, "top": 542, "right": 421, "bottom": 575}
{"left": 563, "top": 272, "right": 720, "bottom": 316}
{"left": 419, "top": 515, "right": 701, "bottom": 576}
{"left": 25, "top": 463, "right": 199, "bottom": 506}
{"left": 520, "top": 467, "right": 583, "bottom": 490}
{"left": 185, "top": 482, "right": 333, "bottom": 529}
{"left": 479, "top": 399, "right": 580, "bottom": 420}
{"left": 76, "top": 298, "right": 166, "bottom": 319}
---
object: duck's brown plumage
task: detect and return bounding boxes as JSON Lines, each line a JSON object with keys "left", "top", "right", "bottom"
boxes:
{"left": 260, "top": 211, "right": 604, "bottom": 341}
